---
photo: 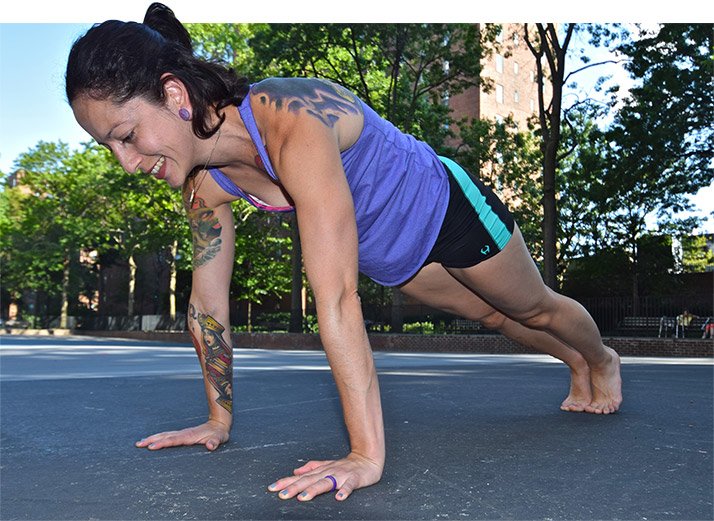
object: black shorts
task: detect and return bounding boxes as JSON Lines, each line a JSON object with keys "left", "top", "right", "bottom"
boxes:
{"left": 424, "top": 157, "right": 515, "bottom": 268}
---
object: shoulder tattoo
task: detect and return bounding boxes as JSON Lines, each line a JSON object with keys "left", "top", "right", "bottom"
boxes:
{"left": 252, "top": 77, "right": 362, "bottom": 128}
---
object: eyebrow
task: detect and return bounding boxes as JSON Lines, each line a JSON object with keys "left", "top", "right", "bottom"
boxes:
{"left": 104, "top": 124, "right": 121, "bottom": 142}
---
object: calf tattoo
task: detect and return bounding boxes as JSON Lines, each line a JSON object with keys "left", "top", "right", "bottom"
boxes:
{"left": 189, "top": 304, "right": 233, "bottom": 413}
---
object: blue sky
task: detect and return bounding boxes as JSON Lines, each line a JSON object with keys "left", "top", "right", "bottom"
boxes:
{"left": 1, "top": 5, "right": 712, "bottom": 232}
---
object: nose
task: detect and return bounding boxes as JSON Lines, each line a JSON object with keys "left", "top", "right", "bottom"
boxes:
{"left": 114, "top": 147, "right": 142, "bottom": 174}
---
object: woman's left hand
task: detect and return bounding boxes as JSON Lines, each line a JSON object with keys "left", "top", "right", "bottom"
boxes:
{"left": 267, "top": 452, "right": 384, "bottom": 501}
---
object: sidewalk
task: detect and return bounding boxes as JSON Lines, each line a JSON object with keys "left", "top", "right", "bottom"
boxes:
{"left": 1, "top": 335, "right": 712, "bottom": 520}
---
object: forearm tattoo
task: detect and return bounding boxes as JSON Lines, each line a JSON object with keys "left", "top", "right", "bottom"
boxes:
{"left": 186, "top": 196, "right": 222, "bottom": 269}
{"left": 252, "top": 78, "right": 362, "bottom": 128}
{"left": 189, "top": 304, "right": 233, "bottom": 414}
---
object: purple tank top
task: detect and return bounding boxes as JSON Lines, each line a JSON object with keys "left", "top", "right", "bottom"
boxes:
{"left": 216, "top": 90, "right": 449, "bottom": 286}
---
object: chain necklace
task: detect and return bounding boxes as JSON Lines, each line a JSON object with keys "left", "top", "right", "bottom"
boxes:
{"left": 189, "top": 128, "right": 222, "bottom": 207}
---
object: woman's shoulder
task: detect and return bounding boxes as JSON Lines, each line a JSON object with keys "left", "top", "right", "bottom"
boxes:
{"left": 249, "top": 77, "right": 362, "bottom": 121}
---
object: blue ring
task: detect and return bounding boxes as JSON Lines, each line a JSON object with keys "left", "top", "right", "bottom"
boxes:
{"left": 324, "top": 474, "right": 337, "bottom": 492}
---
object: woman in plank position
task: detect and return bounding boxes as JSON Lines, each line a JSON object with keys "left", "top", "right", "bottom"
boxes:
{"left": 66, "top": 3, "right": 622, "bottom": 502}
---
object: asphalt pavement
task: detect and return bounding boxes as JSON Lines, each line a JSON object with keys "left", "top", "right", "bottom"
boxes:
{"left": 1, "top": 334, "right": 712, "bottom": 520}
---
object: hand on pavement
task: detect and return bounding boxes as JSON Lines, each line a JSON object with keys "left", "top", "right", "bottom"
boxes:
{"left": 135, "top": 419, "right": 230, "bottom": 451}
{"left": 268, "top": 452, "right": 383, "bottom": 501}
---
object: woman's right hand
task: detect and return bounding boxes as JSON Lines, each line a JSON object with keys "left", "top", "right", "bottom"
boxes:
{"left": 135, "top": 419, "right": 230, "bottom": 451}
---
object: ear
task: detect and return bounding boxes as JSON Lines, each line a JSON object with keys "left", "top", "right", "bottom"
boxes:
{"left": 161, "top": 73, "right": 190, "bottom": 112}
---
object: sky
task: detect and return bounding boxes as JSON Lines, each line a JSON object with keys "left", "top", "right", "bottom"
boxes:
{"left": 1, "top": 2, "right": 712, "bottom": 232}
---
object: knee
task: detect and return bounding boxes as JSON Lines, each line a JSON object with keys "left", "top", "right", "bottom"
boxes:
{"left": 479, "top": 310, "right": 508, "bottom": 331}
{"left": 520, "top": 310, "right": 554, "bottom": 330}
{"left": 514, "top": 293, "right": 558, "bottom": 331}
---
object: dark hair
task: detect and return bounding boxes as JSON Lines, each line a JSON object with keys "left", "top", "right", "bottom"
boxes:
{"left": 65, "top": 2, "right": 249, "bottom": 139}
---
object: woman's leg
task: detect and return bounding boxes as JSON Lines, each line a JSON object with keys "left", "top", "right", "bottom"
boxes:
{"left": 400, "top": 262, "right": 593, "bottom": 411}
{"left": 442, "top": 225, "right": 622, "bottom": 414}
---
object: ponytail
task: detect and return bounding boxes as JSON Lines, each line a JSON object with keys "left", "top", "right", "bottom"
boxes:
{"left": 142, "top": 3, "right": 192, "bottom": 52}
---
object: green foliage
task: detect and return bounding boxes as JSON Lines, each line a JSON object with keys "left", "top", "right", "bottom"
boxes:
{"left": 680, "top": 235, "right": 714, "bottom": 274}
{"left": 402, "top": 321, "right": 434, "bottom": 334}
{"left": 1, "top": 141, "right": 99, "bottom": 296}
{"left": 231, "top": 200, "right": 292, "bottom": 306}
{"left": 186, "top": 23, "right": 263, "bottom": 75}
{"left": 606, "top": 24, "right": 713, "bottom": 232}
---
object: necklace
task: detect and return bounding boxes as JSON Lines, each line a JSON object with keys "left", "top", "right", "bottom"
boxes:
{"left": 189, "top": 128, "right": 222, "bottom": 206}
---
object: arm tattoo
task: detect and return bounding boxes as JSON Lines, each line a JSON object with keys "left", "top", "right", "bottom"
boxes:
{"left": 252, "top": 78, "right": 362, "bottom": 128}
{"left": 189, "top": 304, "right": 233, "bottom": 414}
{"left": 186, "top": 196, "right": 222, "bottom": 269}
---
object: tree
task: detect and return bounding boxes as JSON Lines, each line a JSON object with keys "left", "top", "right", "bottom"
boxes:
{"left": 2, "top": 142, "right": 112, "bottom": 326}
{"left": 230, "top": 201, "right": 292, "bottom": 331}
{"left": 600, "top": 23, "right": 713, "bottom": 301}
{"left": 680, "top": 235, "right": 714, "bottom": 274}
{"left": 522, "top": 24, "right": 575, "bottom": 289}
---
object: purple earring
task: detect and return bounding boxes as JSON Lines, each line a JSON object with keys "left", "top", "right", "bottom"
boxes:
{"left": 179, "top": 108, "right": 191, "bottom": 121}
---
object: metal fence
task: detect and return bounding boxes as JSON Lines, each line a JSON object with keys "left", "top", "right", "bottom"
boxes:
{"left": 6, "top": 296, "right": 712, "bottom": 338}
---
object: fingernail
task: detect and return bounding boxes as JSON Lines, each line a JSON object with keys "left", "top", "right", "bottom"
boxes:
{"left": 337, "top": 492, "right": 345, "bottom": 499}
{"left": 280, "top": 490, "right": 289, "bottom": 497}
{"left": 268, "top": 483, "right": 277, "bottom": 490}
{"left": 148, "top": 443, "right": 155, "bottom": 449}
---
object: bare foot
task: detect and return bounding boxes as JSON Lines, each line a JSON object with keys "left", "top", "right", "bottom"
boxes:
{"left": 561, "top": 361, "right": 592, "bottom": 412}
{"left": 585, "top": 346, "right": 622, "bottom": 414}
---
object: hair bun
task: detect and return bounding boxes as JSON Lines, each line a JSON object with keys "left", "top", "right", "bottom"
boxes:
{"left": 142, "top": 2, "right": 192, "bottom": 51}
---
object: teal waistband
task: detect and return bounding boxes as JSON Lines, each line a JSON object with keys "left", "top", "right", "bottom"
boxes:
{"left": 438, "top": 156, "right": 512, "bottom": 250}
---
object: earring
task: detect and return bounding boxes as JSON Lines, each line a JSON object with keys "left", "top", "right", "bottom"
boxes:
{"left": 179, "top": 108, "right": 191, "bottom": 121}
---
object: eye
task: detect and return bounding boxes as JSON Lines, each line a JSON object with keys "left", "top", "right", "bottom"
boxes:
{"left": 121, "top": 131, "right": 135, "bottom": 144}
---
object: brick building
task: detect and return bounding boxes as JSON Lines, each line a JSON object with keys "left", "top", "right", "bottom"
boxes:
{"left": 449, "top": 23, "right": 547, "bottom": 130}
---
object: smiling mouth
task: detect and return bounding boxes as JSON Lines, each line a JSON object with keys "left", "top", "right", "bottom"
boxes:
{"left": 150, "top": 156, "right": 166, "bottom": 177}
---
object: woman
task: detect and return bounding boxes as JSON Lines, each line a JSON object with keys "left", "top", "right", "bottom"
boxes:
{"left": 66, "top": 3, "right": 622, "bottom": 502}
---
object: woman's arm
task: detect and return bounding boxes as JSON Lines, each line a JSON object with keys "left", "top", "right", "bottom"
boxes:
{"left": 261, "top": 87, "right": 385, "bottom": 501}
{"left": 136, "top": 190, "right": 235, "bottom": 451}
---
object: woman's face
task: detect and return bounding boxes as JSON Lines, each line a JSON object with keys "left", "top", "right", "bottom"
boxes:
{"left": 71, "top": 94, "right": 196, "bottom": 188}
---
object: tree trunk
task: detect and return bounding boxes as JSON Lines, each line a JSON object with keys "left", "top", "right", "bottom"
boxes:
{"left": 247, "top": 301, "right": 253, "bottom": 333}
{"left": 60, "top": 253, "right": 70, "bottom": 329}
{"left": 542, "top": 138, "right": 559, "bottom": 289}
{"left": 631, "top": 239, "right": 640, "bottom": 315}
{"left": 169, "top": 241, "right": 178, "bottom": 320}
{"left": 289, "top": 218, "right": 303, "bottom": 333}
{"left": 391, "top": 288, "right": 404, "bottom": 333}
{"left": 128, "top": 253, "right": 137, "bottom": 317}
{"left": 524, "top": 23, "right": 573, "bottom": 290}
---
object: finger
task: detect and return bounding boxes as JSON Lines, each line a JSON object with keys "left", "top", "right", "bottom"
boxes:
{"left": 204, "top": 436, "right": 222, "bottom": 451}
{"left": 140, "top": 432, "right": 196, "bottom": 450}
{"left": 268, "top": 475, "right": 301, "bottom": 494}
{"left": 297, "top": 475, "right": 340, "bottom": 502}
{"left": 135, "top": 431, "right": 175, "bottom": 448}
{"left": 336, "top": 476, "right": 356, "bottom": 501}
{"left": 294, "top": 459, "right": 331, "bottom": 475}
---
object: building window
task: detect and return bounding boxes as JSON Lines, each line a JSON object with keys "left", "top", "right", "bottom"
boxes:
{"left": 530, "top": 99, "right": 536, "bottom": 112}
{"left": 513, "top": 33, "right": 520, "bottom": 47}
{"left": 513, "top": 62, "right": 519, "bottom": 75}
{"left": 496, "top": 84, "right": 504, "bottom": 104}
{"left": 495, "top": 54, "right": 504, "bottom": 73}
{"left": 495, "top": 114, "right": 504, "bottom": 124}
{"left": 530, "top": 69, "right": 537, "bottom": 83}
{"left": 496, "top": 28, "right": 503, "bottom": 43}
{"left": 514, "top": 90, "right": 520, "bottom": 103}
